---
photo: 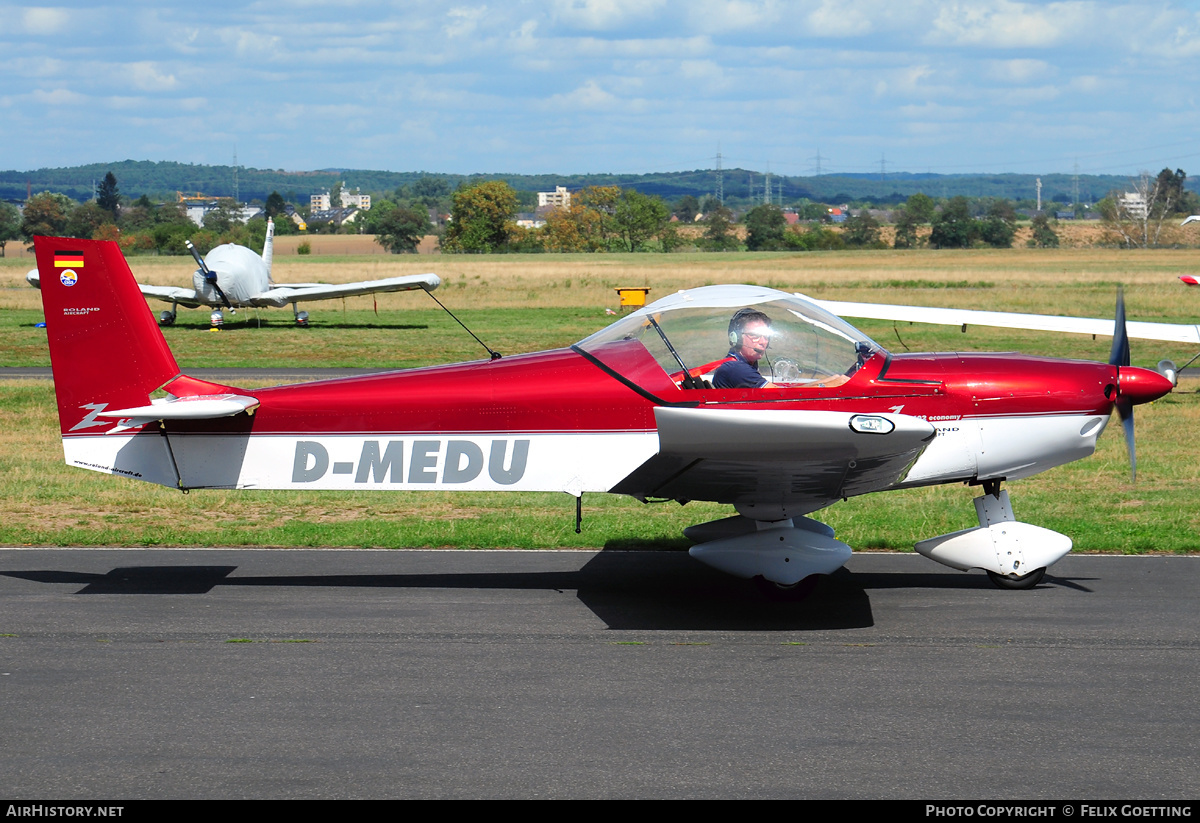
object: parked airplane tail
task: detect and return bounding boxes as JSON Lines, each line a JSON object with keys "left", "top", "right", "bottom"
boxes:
{"left": 262, "top": 217, "right": 275, "bottom": 283}
{"left": 34, "top": 236, "right": 182, "bottom": 435}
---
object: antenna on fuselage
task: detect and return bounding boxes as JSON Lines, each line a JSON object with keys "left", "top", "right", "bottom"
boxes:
{"left": 423, "top": 290, "right": 501, "bottom": 361}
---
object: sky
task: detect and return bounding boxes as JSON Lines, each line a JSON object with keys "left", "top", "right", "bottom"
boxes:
{"left": 2, "top": 0, "right": 1200, "bottom": 179}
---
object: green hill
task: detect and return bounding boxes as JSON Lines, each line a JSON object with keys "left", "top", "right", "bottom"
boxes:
{"left": 1, "top": 159, "right": 1191, "bottom": 207}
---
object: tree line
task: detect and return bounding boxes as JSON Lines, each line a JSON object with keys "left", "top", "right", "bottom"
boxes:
{"left": 3, "top": 168, "right": 1196, "bottom": 258}
{"left": 3, "top": 158, "right": 1177, "bottom": 209}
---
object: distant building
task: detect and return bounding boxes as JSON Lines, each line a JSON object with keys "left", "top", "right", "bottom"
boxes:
{"left": 516, "top": 212, "right": 546, "bottom": 229}
{"left": 181, "top": 199, "right": 262, "bottom": 227}
{"left": 1119, "top": 192, "right": 1147, "bottom": 219}
{"left": 339, "top": 187, "right": 371, "bottom": 210}
{"left": 311, "top": 185, "right": 372, "bottom": 213}
{"left": 537, "top": 186, "right": 571, "bottom": 210}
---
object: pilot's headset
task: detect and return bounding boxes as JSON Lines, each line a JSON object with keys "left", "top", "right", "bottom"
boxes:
{"left": 728, "top": 308, "right": 771, "bottom": 350}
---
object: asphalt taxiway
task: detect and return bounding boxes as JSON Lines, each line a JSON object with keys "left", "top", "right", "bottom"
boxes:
{"left": 1, "top": 549, "right": 1196, "bottom": 799}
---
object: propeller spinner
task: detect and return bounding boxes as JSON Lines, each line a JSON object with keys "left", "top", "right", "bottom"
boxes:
{"left": 1109, "top": 289, "right": 1175, "bottom": 480}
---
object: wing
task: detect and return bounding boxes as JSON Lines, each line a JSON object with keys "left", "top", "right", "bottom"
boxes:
{"left": 610, "top": 407, "right": 935, "bottom": 515}
{"left": 812, "top": 299, "right": 1200, "bottom": 345}
{"left": 138, "top": 284, "right": 206, "bottom": 308}
{"left": 251, "top": 273, "right": 441, "bottom": 307}
{"left": 34, "top": 268, "right": 206, "bottom": 308}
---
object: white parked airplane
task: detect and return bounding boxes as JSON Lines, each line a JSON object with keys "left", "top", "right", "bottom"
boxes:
{"left": 27, "top": 219, "right": 440, "bottom": 326}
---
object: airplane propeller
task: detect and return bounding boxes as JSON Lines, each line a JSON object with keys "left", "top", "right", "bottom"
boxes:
{"left": 1109, "top": 288, "right": 1137, "bottom": 480}
{"left": 185, "top": 240, "right": 232, "bottom": 310}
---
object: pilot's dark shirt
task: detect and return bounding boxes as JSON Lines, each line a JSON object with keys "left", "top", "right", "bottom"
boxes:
{"left": 712, "top": 350, "right": 767, "bottom": 389}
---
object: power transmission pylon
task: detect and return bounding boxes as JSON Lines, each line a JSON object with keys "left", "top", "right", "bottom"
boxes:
{"left": 715, "top": 145, "right": 724, "bottom": 205}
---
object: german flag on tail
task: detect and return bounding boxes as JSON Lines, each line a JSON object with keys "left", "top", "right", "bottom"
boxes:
{"left": 54, "top": 249, "right": 85, "bottom": 268}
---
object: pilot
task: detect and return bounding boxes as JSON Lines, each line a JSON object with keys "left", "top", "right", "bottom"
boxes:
{"left": 712, "top": 308, "right": 777, "bottom": 389}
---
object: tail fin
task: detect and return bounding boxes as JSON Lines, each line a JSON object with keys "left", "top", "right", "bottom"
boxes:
{"left": 34, "top": 236, "right": 180, "bottom": 435}
{"left": 262, "top": 218, "right": 275, "bottom": 283}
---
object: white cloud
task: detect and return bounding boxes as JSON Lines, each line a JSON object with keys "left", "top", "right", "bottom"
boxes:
{"left": 128, "top": 62, "right": 178, "bottom": 92}
{"left": 561, "top": 35, "right": 711, "bottom": 59}
{"left": 104, "top": 96, "right": 144, "bottom": 110}
{"left": 873, "top": 64, "right": 938, "bottom": 99}
{"left": 807, "top": 0, "right": 872, "bottom": 37}
{"left": 898, "top": 101, "right": 975, "bottom": 121}
{"left": 446, "top": 6, "right": 487, "bottom": 38}
{"left": 30, "top": 87, "right": 84, "bottom": 105}
{"left": 683, "top": 0, "right": 782, "bottom": 34}
{"left": 988, "top": 58, "right": 1054, "bottom": 83}
{"left": 547, "top": 79, "right": 618, "bottom": 109}
{"left": 23, "top": 7, "right": 69, "bottom": 35}
{"left": 995, "top": 85, "right": 1062, "bottom": 104}
{"left": 929, "top": 1, "right": 1086, "bottom": 48}
{"left": 510, "top": 18, "right": 539, "bottom": 48}
{"left": 678, "top": 59, "right": 727, "bottom": 85}
{"left": 1150, "top": 16, "right": 1200, "bottom": 58}
{"left": 218, "top": 28, "right": 284, "bottom": 59}
{"left": 11, "top": 57, "right": 67, "bottom": 79}
{"left": 551, "top": 0, "right": 666, "bottom": 31}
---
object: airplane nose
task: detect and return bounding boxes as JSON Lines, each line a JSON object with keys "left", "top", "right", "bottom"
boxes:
{"left": 1118, "top": 366, "right": 1175, "bottom": 406}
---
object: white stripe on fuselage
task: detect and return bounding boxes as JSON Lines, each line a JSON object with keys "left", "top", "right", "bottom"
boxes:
{"left": 63, "top": 431, "right": 661, "bottom": 493}
{"left": 61, "top": 413, "right": 1111, "bottom": 497}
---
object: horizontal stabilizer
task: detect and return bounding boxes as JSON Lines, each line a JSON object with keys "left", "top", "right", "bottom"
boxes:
{"left": 96, "top": 392, "right": 257, "bottom": 434}
{"left": 99, "top": 393, "right": 259, "bottom": 422}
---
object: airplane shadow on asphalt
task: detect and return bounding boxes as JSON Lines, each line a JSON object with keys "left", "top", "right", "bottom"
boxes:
{"left": 0, "top": 553, "right": 1095, "bottom": 631}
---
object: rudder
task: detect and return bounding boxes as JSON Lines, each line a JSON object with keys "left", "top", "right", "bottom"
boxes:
{"left": 34, "top": 237, "right": 180, "bottom": 435}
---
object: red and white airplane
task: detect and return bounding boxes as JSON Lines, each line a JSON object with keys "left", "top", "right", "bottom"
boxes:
{"left": 27, "top": 219, "right": 440, "bottom": 326}
{"left": 33, "top": 236, "right": 1175, "bottom": 592}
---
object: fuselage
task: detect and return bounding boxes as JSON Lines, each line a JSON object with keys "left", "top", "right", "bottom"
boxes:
{"left": 192, "top": 243, "right": 271, "bottom": 306}
{"left": 41, "top": 257, "right": 1170, "bottom": 505}
{"left": 63, "top": 343, "right": 1135, "bottom": 498}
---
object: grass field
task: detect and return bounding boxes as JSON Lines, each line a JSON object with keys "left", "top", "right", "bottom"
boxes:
{"left": 3, "top": 246, "right": 1199, "bottom": 553}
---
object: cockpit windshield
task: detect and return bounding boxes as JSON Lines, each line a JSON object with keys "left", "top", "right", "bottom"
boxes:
{"left": 576, "top": 285, "right": 883, "bottom": 394}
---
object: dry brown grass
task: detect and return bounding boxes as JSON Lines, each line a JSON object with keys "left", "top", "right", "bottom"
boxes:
{"left": 5, "top": 245, "right": 1200, "bottom": 317}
